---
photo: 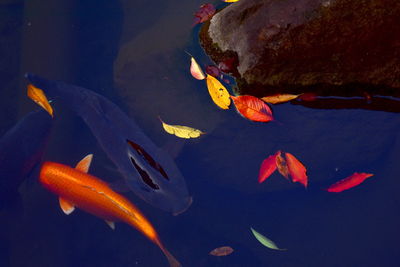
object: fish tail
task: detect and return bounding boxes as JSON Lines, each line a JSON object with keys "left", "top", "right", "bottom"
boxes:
{"left": 156, "top": 240, "right": 181, "bottom": 267}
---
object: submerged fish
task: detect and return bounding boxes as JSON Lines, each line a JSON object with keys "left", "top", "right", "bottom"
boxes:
{"left": 25, "top": 73, "right": 191, "bottom": 214}
{"left": 40, "top": 154, "right": 181, "bottom": 267}
{"left": 0, "top": 110, "right": 53, "bottom": 209}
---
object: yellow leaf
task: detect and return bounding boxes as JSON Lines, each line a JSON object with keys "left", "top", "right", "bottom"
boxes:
{"left": 190, "top": 57, "right": 206, "bottom": 80}
{"left": 159, "top": 117, "right": 205, "bottom": 139}
{"left": 223, "top": 0, "right": 240, "bottom": 2}
{"left": 27, "top": 84, "right": 54, "bottom": 117}
{"left": 261, "top": 94, "right": 301, "bottom": 104}
{"left": 205, "top": 74, "right": 231, "bottom": 109}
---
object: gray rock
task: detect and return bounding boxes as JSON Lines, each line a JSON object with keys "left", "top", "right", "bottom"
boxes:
{"left": 200, "top": 0, "right": 400, "bottom": 97}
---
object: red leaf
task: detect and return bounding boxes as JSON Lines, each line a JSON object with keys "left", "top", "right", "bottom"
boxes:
{"left": 285, "top": 152, "right": 308, "bottom": 188}
{"left": 193, "top": 4, "right": 216, "bottom": 26}
{"left": 326, "top": 172, "right": 374, "bottom": 193}
{"left": 231, "top": 95, "right": 273, "bottom": 122}
{"left": 258, "top": 151, "right": 279, "bottom": 183}
{"left": 298, "top": 93, "right": 317, "bottom": 102}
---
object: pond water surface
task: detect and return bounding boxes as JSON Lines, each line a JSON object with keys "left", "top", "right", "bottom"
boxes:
{"left": 1, "top": 1, "right": 400, "bottom": 267}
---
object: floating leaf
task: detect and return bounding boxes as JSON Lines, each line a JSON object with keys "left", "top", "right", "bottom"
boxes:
{"left": 275, "top": 151, "right": 289, "bottom": 179}
{"left": 231, "top": 95, "right": 273, "bottom": 122}
{"left": 27, "top": 84, "right": 54, "bottom": 117}
{"left": 285, "top": 153, "right": 308, "bottom": 188}
{"left": 326, "top": 172, "right": 374, "bottom": 193}
{"left": 205, "top": 65, "right": 221, "bottom": 78}
{"left": 250, "top": 227, "right": 286, "bottom": 251}
{"left": 205, "top": 74, "right": 231, "bottom": 109}
{"left": 298, "top": 93, "right": 317, "bottom": 101}
{"left": 159, "top": 117, "right": 204, "bottom": 139}
{"left": 261, "top": 94, "right": 301, "bottom": 104}
{"left": 189, "top": 56, "right": 206, "bottom": 80}
{"left": 209, "top": 246, "right": 234, "bottom": 256}
{"left": 193, "top": 3, "right": 216, "bottom": 26}
{"left": 223, "top": 0, "right": 240, "bottom": 2}
{"left": 258, "top": 151, "right": 279, "bottom": 183}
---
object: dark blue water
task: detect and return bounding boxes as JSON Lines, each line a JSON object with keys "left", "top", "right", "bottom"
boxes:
{"left": 1, "top": 1, "right": 400, "bottom": 266}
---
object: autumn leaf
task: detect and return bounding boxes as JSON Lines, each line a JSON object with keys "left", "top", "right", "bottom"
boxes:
{"left": 189, "top": 56, "right": 206, "bottom": 80}
{"left": 258, "top": 151, "right": 279, "bottom": 183}
{"left": 250, "top": 228, "right": 286, "bottom": 251}
{"left": 209, "top": 246, "right": 234, "bottom": 256}
{"left": 205, "top": 74, "right": 231, "bottom": 109}
{"left": 275, "top": 151, "right": 289, "bottom": 179}
{"left": 285, "top": 153, "right": 308, "bottom": 188}
{"left": 159, "top": 117, "right": 205, "bottom": 139}
{"left": 231, "top": 95, "right": 273, "bottom": 122}
{"left": 223, "top": 0, "right": 240, "bottom": 2}
{"left": 27, "top": 83, "right": 54, "bottom": 117}
{"left": 193, "top": 3, "right": 216, "bottom": 26}
{"left": 261, "top": 94, "right": 301, "bottom": 104}
{"left": 326, "top": 172, "right": 374, "bottom": 193}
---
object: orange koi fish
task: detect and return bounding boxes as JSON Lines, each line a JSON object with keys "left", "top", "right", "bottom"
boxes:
{"left": 39, "top": 154, "right": 180, "bottom": 267}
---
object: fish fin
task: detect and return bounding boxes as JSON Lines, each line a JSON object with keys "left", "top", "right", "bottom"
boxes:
{"left": 59, "top": 197, "right": 75, "bottom": 215}
{"left": 75, "top": 154, "right": 93, "bottom": 173}
{"left": 105, "top": 220, "right": 115, "bottom": 230}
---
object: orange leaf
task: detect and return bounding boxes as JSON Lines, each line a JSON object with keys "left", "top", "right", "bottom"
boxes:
{"left": 326, "top": 172, "right": 374, "bottom": 193}
{"left": 275, "top": 151, "right": 289, "bottom": 179}
{"left": 285, "top": 152, "right": 308, "bottom": 188}
{"left": 258, "top": 151, "right": 279, "bottom": 183}
{"left": 231, "top": 95, "right": 273, "bottom": 122}
{"left": 261, "top": 94, "right": 301, "bottom": 104}
{"left": 27, "top": 84, "right": 54, "bottom": 117}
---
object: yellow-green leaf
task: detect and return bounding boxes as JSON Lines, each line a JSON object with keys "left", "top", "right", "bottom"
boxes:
{"left": 261, "top": 94, "right": 301, "bottom": 104}
{"left": 250, "top": 227, "right": 287, "bottom": 251}
{"left": 27, "top": 84, "right": 54, "bottom": 117}
{"left": 159, "top": 117, "right": 205, "bottom": 139}
{"left": 205, "top": 74, "right": 231, "bottom": 109}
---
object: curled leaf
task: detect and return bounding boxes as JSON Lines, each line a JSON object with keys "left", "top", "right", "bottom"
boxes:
{"left": 250, "top": 227, "right": 286, "bottom": 251}
{"left": 159, "top": 117, "right": 204, "bottom": 139}
{"left": 275, "top": 151, "right": 289, "bottom": 179}
{"left": 231, "top": 95, "right": 273, "bottom": 122}
{"left": 209, "top": 246, "right": 234, "bottom": 256}
{"left": 261, "top": 94, "right": 301, "bottom": 104}
{"left": 189, "top": 56, "right": 206, "bottom": 80}
{"left": 27, "top": 84, "right": 54, "bottom": 117}
{"left": 258, "top": 151, "right": 279, "bottom": 183}
{"left": 326, "top": 172, "right": 374, "bottom": 193}
{"left": 205, "top": 74, "right": 231, "bottom": 109}
{"left": 285, "top": 153, "right": 308, "bottom": 188}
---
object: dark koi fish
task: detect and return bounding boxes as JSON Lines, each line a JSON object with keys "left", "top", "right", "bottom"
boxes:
{"left": 0, "top": 110, "right": 53, "bottom": 209}
{"left": 25, "top": 73, "right": 191, "bottom": 214}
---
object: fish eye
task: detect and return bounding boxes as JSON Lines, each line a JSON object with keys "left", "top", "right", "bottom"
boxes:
{"left": 127, "top": 140, "right": 169, "bottom": 180}
{"left": 129, "top": 156, "right": 160, "bottom": 190}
